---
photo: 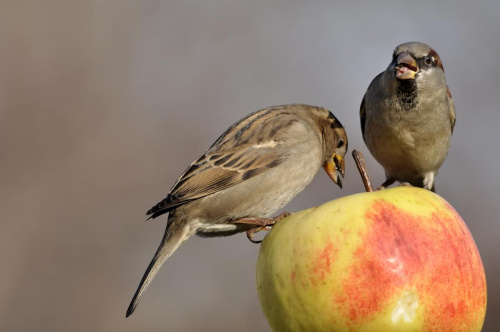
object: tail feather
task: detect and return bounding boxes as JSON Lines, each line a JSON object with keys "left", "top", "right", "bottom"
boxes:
{"left": 126, "top": 221, "right": 193, "bottom": 317}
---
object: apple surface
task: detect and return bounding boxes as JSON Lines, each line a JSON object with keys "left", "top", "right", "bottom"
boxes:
{"left": 256, "top": 187, "right": 486, "bottom": 332}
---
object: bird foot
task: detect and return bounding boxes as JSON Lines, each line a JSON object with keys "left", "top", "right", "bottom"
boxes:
{"left": 376, "top": 178, "right": 396, "bottom": 191}
{"left": 234, "top": 212, "right": 291, "bottom": 244}
{"left": 246, "top": 226, "right": 272, "bottom": 244}
{"left": 399, "top": 182, "right": 414, "bottom": 187}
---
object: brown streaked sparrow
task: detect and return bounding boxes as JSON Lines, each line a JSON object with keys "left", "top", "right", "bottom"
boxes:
{"left": 360, "top": 42, "right": 455, "bottom": 191}
{"left": 126, "top": 104, "right": 347, "bottom": 316}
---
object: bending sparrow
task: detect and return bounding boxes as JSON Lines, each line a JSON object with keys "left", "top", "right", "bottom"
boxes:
{"left": 126, "top": 104, "right": 348, "bottom": 317}
{"left": 360, "top": 42, "right": 455, "bottom": 191}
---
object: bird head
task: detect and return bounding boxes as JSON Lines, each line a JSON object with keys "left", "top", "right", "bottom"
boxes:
{"left": 322, "top": 112, "right": 347, "bottom": 189}
{"left": 391, "top": 42, "right": 444, "bottom": 81}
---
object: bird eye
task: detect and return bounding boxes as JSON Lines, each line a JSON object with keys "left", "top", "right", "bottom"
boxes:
{"left": 337, "top": 139, "right": 344, "bottom": 148}
{"left": 425, "top": 56, "right": 434, "bottom": 66}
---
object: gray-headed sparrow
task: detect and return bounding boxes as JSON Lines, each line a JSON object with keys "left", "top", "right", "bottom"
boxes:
{"left": 126, "top": 104, "right": 347, "bottom": 316}
{"left": 360, "top": 42, "right": 455, "bottom": 191}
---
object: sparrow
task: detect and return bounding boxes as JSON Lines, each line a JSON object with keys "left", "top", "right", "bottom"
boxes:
{"left": 360, "top": 42, "right": 456, "bottom": 191}
{"left": 126, "top": 104, "right": 348, "bottom": 317}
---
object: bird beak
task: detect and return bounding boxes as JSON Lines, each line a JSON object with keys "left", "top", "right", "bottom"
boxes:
{"left": 394, "top": 52, "right": 418, "bottom": 80}
{"left": 323, "top": 154, "right": 345, "bottom": 189}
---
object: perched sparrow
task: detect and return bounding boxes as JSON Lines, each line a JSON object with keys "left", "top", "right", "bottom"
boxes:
{"left": 360, "top": 42, "right": 456, "bottom": 191}
{"left": 126, "top": 104, "right": 348, "bottom": 317}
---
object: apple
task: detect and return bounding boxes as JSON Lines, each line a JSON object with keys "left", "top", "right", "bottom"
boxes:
{"left": 256, "top": 186, "right": 486, "bottom": 332}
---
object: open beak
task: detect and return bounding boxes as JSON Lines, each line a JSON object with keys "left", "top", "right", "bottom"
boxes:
{"left": 393, "top": 52, "right": 418, "bottom": 80}
{"left": 323, "top": 154, "right": 345, "bottom": 189}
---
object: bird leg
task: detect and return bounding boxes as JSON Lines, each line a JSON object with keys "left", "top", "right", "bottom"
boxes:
{"left": 233, "top": 212, "right": 291, "bottom": 244}
{"left": 376, "top": 178, "right": 396, "bottom": 191}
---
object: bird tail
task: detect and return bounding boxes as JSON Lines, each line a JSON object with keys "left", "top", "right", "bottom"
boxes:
{"left": 126, "top": 220, "right": 194, "bottom": 317}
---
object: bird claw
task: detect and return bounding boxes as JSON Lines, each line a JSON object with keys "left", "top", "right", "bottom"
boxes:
{"left": 236, "top": 212, "right": 291, "bottom": 244}
{"left": 376, "top": 178, "right": 396, "bottom": 190}
{"left": 246, "top": 227, "right": 264, "bottom": 244}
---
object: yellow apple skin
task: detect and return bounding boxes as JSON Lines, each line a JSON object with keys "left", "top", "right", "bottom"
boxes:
{"left": 256, "top": 187, "right": 486, "bottom": 332}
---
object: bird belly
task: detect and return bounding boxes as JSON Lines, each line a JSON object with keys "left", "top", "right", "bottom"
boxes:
{"left": 365, "top": 114, "right": 451, "bottom": 182}
{"left": 190, "top": 150, "right": 322, "bottom": 237}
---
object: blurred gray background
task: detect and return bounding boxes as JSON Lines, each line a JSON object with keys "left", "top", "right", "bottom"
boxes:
{"left": 1, "top": 1, "right": 498, "bottom": 331}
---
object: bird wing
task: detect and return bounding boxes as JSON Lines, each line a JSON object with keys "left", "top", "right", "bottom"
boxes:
{"left": 147, "top": 109, "right": 307, "bottom": 219}
{"left": 360, "top": 72, "right": 383, "bottom": 144}
{"left": 447, "top": 86, "right": 456, "bottom": 134}
{"left": 360, "top": 95, "right": 367, "bottom": 143}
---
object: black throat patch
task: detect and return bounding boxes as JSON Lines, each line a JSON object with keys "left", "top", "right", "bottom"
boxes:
{"left": 397, "top": 79, "right": 418, "bottom": 111}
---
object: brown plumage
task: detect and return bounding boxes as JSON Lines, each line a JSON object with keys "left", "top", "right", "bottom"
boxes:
{"left": 360, "top": 42, "right": 455, "bottom": 191}
{"left": 126, "top": 104, "right": 348, "bottom": 317}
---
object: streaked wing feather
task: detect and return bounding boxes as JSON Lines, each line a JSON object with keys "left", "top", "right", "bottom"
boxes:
{"left": 146, "top": 109, "right": 306, "bottom": 218}
{"left": 174, "top": 146, "right": 283, "bottom": 199}
{"left": 147, "top": 145, "right": 285, "bottom": 219}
